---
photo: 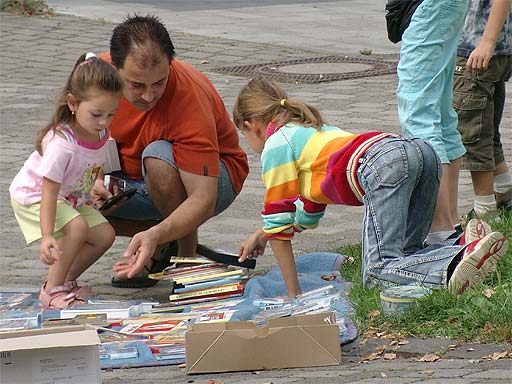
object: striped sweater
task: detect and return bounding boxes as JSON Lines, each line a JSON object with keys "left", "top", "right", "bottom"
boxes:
{"left": 261, "top": 123, "right": 389, "bottom": 239}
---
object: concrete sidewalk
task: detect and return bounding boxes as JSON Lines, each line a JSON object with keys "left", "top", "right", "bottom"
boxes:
{"left": 0, "top": 3, "right": 511, "bottom": 383}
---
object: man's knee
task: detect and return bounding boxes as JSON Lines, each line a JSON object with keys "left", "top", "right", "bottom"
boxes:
{"left": 144, "top": 157, "right": 181, "bottom": 195}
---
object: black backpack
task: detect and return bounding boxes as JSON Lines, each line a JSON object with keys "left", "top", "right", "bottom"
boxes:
{"left": 385, "top": 0, "right": 424, "bottom": 43}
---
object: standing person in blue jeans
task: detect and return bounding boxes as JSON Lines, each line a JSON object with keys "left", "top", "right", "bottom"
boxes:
{"left": 397, "top": 0, "right": 469, "bottom": 245}
{"left": 233, "top": 78, "right": 508, "bottom": 297}
{"left": 453, "top": 0, "right": 512, "bottom": 217}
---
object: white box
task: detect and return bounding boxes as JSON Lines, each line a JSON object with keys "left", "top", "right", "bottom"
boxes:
{"left": 103, "top": 137, "right": 121, "bottom": 174}
{"left": 0, "top": 325, "right": 101, "bottom": 384}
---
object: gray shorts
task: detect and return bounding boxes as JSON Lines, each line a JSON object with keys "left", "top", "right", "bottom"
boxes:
{"left": 453, "top": 55, "right": 512, "bottom": 171}
{"left": 108, "top": 140, "right": 237, "bottom": 220}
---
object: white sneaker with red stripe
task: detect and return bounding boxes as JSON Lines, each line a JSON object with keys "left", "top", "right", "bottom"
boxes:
{"left": 461, "top": 218, "right": 492, "bottom": 245}
{"left": 448, "top": 232, "right": 508, "bottom": 295}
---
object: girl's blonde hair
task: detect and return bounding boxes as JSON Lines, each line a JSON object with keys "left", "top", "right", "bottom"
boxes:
{"left": 35, "top": 53, "right": 123, "bottom": 154}
{"left": 232, "top": 78, "right": 324, "bottom": 132}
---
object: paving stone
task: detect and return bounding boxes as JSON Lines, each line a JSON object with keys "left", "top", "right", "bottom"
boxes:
{"left": 0, "top": 6, "right": 511, "bottom": 384}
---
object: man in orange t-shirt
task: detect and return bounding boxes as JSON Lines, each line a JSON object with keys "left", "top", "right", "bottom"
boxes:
{"left": 92, "top": 15, "right": 249, "bottom": 288}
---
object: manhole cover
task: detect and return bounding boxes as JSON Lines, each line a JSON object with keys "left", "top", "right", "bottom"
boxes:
{"left": 215, "top": 56, "right": 397, "bottom": 84}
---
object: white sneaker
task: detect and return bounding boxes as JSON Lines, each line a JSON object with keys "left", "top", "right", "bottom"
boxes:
{"left": 462, "top": 218, "right": 492, "bottom": 245}
{"left": 448, "top": 232, "right": 508, "bottom": 295}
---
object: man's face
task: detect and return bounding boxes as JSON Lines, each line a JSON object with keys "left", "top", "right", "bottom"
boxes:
{"left": 118, "top": 55, "right": 170, "bottom": 111}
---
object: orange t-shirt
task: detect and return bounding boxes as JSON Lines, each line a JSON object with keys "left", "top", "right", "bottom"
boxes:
{"left": 102, "top": 55, "right": 248, "bottom": 194}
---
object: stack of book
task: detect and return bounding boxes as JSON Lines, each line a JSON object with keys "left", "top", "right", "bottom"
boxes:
{"left": 150, "top": 262, "right": 247, "bottom": 307}
{"left": 0, "top": 292, "right": 40, "bottom": 331}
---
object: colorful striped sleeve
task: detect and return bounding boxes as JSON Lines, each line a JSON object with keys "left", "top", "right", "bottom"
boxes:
{"left": 260, "top": 128, "right": 323, "bottom": 239}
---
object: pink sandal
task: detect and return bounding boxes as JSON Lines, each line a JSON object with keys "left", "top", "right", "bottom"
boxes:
{"left": 64, "top": 280, "right": 94, "bottom": 298}
{"left": 38, "top": 282, "right": 85, "bottom": 310}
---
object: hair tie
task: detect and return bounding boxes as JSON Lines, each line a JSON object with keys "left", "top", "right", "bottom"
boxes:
{"left": 280, "top": 98, "right": 287, "bottom": 107}
{"left": 80, "top": 52, "right": 97, "bottom": 67}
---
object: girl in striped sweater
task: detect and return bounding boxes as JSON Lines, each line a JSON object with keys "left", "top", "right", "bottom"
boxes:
{"left": 233, "top": 78, "right": 507, "bottom": 298}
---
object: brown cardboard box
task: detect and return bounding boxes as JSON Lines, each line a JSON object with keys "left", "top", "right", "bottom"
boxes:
{"left": 185, "top": 312, "right": 341, "bottom": 374}
{"left": 0, "top": 325, "right": 101, "bottom": 384}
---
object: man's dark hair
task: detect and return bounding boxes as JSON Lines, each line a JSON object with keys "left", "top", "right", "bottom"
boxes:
{"left": 110, "top": 14, "right": 175, "bottom": 69}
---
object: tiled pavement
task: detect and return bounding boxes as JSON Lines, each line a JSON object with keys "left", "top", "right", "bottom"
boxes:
{"left": 0, "top": 9, "right": 511, "bottom": 384}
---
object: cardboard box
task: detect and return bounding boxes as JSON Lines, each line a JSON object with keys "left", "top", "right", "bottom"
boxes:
{"left": 103, "top": 137, "right": 121, "bottom": 174}
{"left": 0, "top": 325, "right": 101, "bottom": 384}
{"left": 185, "top": 312, "right": 341, "bottom": 374}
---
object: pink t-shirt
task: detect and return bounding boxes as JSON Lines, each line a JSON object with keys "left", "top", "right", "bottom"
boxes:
{"left": 9, "top": 124, "right": 109, "bottom": 208}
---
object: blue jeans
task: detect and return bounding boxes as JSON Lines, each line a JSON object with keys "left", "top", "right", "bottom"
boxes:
{"left": 108, "top": 140, "right": 237, "bottom": 221}
{"left": 397, "top": 0, "right": 468, "bottom": 164}
{"left": 357, "top": 136, "right": 463, "bottom": 289}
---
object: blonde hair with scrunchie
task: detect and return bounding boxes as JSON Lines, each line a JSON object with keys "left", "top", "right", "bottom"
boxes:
{"left": 233, "top": 78, "right": 325, "bottom": 132}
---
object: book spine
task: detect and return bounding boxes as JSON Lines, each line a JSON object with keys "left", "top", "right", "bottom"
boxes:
{"left": 169, "top": 283, "right": 243, "bottom": 301}
{"left": 166, "top": 292, "right": 244, "bottom": 307}
{"left": 173, "top": 276, "right": 241, "bottom": 293}
{"left": 174, "top": 269, "right": 244, "bottom": 285}
{"left": 149, "top": 264, "right": 223, "bottom": 280}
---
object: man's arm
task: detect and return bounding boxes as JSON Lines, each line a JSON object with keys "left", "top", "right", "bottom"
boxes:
{"left": 113, "top": 170, "right": 217, "bottom": 279}
{"left": 152, "top": 169, "right": 217, "bottom": 242}
{"left": 466, "top": 0, "right": 512, "bottom": 72}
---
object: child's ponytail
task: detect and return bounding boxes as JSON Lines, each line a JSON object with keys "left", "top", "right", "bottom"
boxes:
{"left": 233, "top": 78, "right": 325, "bottom": 132}
{"left": 35, "top": 52, "right": 123, "bottom": 154}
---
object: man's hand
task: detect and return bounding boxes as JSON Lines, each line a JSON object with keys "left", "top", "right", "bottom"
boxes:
{"left": 112, "top": 228, "right": 159, "bottom": 279}
{"left": 239, "top": 229, "right": 267, "bottom": 262}
{"left": 39, "top": 235, "right": 61, "bottom": 265}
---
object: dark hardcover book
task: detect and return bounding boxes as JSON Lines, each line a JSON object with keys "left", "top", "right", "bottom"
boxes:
{"left": 197, "top": 244, "right": 256, "bottom": 269}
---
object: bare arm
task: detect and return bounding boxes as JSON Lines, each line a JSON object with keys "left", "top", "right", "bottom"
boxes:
{"left": 466, "top": 0, "right": 512, "bottom": 72}
{"left": 40, "top": 177, "right": 62, "bottom": 265}
{"left": 113, "top": 170, "right": 217, "bottom": 279}
{"left": 269, "top": 238, "right": 301, "bottom": 297}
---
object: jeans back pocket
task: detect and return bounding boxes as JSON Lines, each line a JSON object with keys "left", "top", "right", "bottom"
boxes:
{"left": 364, "top": 141, "right": 409, "bottom": 188}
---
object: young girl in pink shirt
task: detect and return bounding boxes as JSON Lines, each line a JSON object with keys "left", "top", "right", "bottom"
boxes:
{"left": 9, "top": 53, "right": 123, "bottom": 309}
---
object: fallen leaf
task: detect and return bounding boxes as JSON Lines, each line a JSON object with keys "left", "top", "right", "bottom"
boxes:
{"left": 362, "top": 352, "right": 380, "bottom": 361}
{"left": 390, "top": 340, "right": 398, "bottom": 346}
{"left": 383, "top": 353, "right": 397, "bottom": 360}
{"left": 467, "top": 347, "right": 475, "bottom": 352}
{"left": 447, "top": 316, "right": 461, "bottom": 324}
{"left": 417, "top": 354, "right": 440, "bottom": 362}
{"left": 420, "top": 370, "right": 434, "bottom": 375}
{"left": 368, "top": 310, "right": 381, "bottom": 319}
{"left": 376, "top": 331, "right": 387, "bottom": 338}
{"left": 321, "top": 274, "right": 336, "bottom": 281}
{"left": 381, "top": 372, "right": 388, "bottom": 378}
{"left": 377, "top": 345, "right": 388, "bottom": 354}
{"left": 482, "top": 351, "right": 508, "bottom": 360}
{"left": 448, "top": 344, "right": 458, "bottom": 350}
{"left": 178, "top": 363, "right": 186, "bottom": 368}
{"left": 201, "top": 60, "right": 210, "bottom": 64}
{"left": 482, "top": 288, "right": 495, "bottom": 298}
{"left": 398, "top": 340, "right": 410, "bottom": 345}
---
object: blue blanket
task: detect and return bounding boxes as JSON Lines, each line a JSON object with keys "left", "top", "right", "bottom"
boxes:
{"left": 230, "top": 252, "right": 357, "bottom": 344}
{"left": 99, "top": 252, "right": 358, "bottom": 369}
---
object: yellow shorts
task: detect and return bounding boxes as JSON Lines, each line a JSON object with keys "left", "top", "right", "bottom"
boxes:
{"left": 11, "top": 197, "right": 108, "bottom": 244}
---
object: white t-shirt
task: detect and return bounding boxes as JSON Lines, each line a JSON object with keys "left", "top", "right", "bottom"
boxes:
{"left": 9, "top": 123, "right": 109, "bottom": 208}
